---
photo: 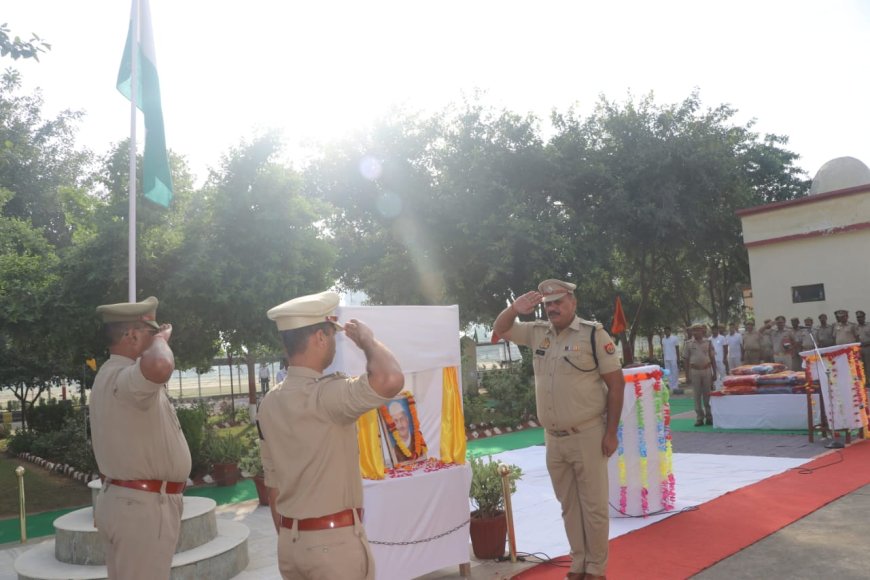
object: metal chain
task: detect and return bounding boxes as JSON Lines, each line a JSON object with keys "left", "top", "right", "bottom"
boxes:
{"left": 368, "top": 518, "right": 470, "bottom": 546}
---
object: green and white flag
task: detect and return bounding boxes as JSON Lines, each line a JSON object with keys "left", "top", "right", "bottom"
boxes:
{"left": 117, "top": 0, "right": 173, "bottom": 208}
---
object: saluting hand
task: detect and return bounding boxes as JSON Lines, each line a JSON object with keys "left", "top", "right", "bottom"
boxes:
{"left": 513, "top": 291, "right": 543, "bottom": 315}
{"left": 343, "top": 319, "right": 374, "bottom": 350}
{"left": 155, "top": 323, "right": 172, "bottom": 343}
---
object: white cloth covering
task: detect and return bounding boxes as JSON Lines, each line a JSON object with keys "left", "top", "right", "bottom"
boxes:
{"left": 711, "top": 394, "right": 820, "bottom": 429}
{"left": 363, "top": 464, "right": 471, "bottom": 580}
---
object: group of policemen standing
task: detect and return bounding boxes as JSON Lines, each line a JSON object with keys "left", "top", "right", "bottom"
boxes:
{"left": 674, "top": 309, "right": 870, "bottom": 428}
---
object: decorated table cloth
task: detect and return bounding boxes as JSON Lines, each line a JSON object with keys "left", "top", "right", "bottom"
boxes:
{"left": 362, "top": 463, "right": 471, "bottom": 580}
{"left": 800, "top": 343, "right": 869, "bottom": 433}
{"left": 607, "top": 365, "right": 675, "bottom": 517}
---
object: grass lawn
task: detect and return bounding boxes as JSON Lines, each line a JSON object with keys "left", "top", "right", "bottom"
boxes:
{"left": 0, "top": 454, "right": 92, "bottom": 519}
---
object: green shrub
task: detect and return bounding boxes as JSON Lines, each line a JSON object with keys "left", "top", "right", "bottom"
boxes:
{"left": 204, "top": 431, "right": 244, "bottom": 465}
{"left": 469, "top": 455, "right": 522, "bottom": 518}
{"left": 238, "top": 431, "right": 263, "bottom": 476}
{"left": 7, "top": 429, "right": 37, "bottom": 455}
{"left": 26, "top": 399, "right": 75, "bottom": 433}
{"left": 177, "top": 404, "right": 209, "bottom": 477}
{"left": 463, "top": 392, "right": 488, "bottom": 427}
{"left": 481, "top": 369, "right": 536, "bottom": 422}
{"left": 24, "top": 414, "right": 97, "bottom": 474}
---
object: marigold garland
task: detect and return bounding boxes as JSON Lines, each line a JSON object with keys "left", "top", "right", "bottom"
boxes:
{"left": 378, "top": 391, "right": 428, "bottom": 460}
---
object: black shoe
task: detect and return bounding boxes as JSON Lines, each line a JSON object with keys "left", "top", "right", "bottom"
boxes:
{"left": 694, "top": 420, "right": 704, "bottom": 427}
{"left": 705, "top": 417, "right": 713, "bottom": 426}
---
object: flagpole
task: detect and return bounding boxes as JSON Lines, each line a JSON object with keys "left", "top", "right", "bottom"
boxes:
{"left": 127, "top": 0, "right": 139, "bottom": 302}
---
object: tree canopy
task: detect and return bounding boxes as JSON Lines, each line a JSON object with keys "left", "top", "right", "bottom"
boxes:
{"left": 1, "top": 59, "right": 810, "bottom": 405}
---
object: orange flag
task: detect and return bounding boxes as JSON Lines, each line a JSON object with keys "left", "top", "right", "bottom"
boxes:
{"left": 611, "top": 296, "right": 628, "bottom": 335}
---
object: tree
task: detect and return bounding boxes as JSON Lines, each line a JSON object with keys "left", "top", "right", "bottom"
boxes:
{"left": 175, "top": 132, "right": 335, "bottom": 407}
{"left": 0, "top": 23, "right": 50, "bottom": 62}
{"left": 0, "top": 188, "right": 62, "bottom": 427}
{"left": 0, "top": 70, "right": 93, "bottom": 247}
{"left": 308, "top": 100, "right": 573, "bottom": 325}
{"left": 548, "top": 91, "right": 808, "bottom": 354}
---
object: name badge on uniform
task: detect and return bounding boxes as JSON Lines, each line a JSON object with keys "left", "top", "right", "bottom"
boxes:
{"left": 535, "top": 349, "right": 546, "bottom": 356}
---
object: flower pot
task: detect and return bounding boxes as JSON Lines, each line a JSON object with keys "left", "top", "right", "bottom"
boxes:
{"left": 212, "top": 462, "right": 241, "bottom": 487}
{"left": 253, "top": 474, "right": 269, "bottom": 506}
{"left": 469, "top": 510, "right": 507, "bottom": 560}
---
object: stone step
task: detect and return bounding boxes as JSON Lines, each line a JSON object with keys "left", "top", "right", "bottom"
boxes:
{"left": 15, "top": 519, "right": 249, "bottom": 580}
{"left": 54, "top": 497, "right": 218, "bottom": 566}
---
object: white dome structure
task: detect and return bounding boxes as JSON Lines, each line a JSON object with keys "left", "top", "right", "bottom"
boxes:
{"left": 808, "top": 156, "right": 870, "bottom": 195}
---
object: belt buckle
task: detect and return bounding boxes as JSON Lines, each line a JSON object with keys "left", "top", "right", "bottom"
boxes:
{"left": 550, "top": 429, "right": 570, "bottom": 437}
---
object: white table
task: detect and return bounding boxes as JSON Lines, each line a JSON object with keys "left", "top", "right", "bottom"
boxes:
{"left": 363, "top": 463, "right": 472, "bottom": 580}
{"left": 711, "top": 393, "right": 820, "bottom": 429}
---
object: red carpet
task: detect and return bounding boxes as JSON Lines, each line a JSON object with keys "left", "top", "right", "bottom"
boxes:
{"left": 514, "top": 440, "right": 870, "bottom": 579}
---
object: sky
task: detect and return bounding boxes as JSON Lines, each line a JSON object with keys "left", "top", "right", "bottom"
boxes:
{"left": 6, "top": 0, "right": 870, "bottom": 185}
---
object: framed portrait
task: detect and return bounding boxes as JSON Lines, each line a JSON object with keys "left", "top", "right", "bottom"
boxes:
{"left": 377, "top": 391, "right": 428, "bottom": 468}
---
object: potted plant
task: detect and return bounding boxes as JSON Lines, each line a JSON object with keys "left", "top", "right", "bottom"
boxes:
{"left": 205, "top": 431, "right": 244, "bottom": 487}
{"left": 469, "top": 454, "right": 522, "bottom": 559}
{"left": 239, "top": 433, "right": 269, "bottom": 505}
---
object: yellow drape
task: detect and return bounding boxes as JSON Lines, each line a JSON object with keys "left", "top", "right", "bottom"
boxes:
{"left": 440, "top": 366, "right": 467, "bottom": 464}
{"left": 357, "top": 408, "right": 384, "bottom": 479}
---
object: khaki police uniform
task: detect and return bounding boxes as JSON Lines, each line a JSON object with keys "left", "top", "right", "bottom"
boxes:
{"left": 258, "top": 368, "right": 389, "bottom": 579}
{"left": 258, "top": 290, "right": 394, "bottom": 579}
{"left": 816, "top": 323, "right": 835, "bottom": 348}
{"left": 742, "top": 330, "right": 762, "bottom": 364}
{"left": 684, "top": 336, "right": 715, "bottom": 422}
{"left": 834, "top": 321, "right": 859, "bottom": 345}
{"left": 90, "top": 298, "right": 191, "bottom": 580}
{"left": 502, "top": 315, "right": 621, "bottom": 577}
{"left": 793, "top": 326, "right": 814, "bottom": 370}
{"left": 760, "top": 326, "right": 774, "bottom": 362}
{"left": 770, "top": 327, "right": 794, "bottom": 368}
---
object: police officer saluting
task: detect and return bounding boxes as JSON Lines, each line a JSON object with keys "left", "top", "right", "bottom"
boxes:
{"left": 90, "top": 296, "right": 190, "bottom": 580}
{"left": 257, "top": 291, "right": 404, "bottom": 579}
{"left": 494, "top": 279, "right": 624, "bottom": 580}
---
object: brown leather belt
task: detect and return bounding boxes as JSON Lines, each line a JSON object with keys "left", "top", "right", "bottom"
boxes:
{"left": 690, "top": 363, "right": 711, "bottom": 370}
{"left": 280, "top": 508, "right": 363, "bottom": 531}
{"left": 102, "top": 475, "right": 186, "bottom": 494}
{"left": 547, "top": 415, "right": 604, "bottom": 438}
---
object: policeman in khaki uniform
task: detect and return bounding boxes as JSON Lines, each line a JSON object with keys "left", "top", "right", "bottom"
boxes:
{"left": 817, "top": 314, "right": 835, "bottom": 348}
{"left": 257, "top": 291, "right": 404, "bottom": 579}
{"left": 760, "top": 319, "right": 774, "bottom": 362}
{"left": 742, "top": 320, "right": 762, "bottom": 365}
{"left": 683, "top": 324, "right": 717, "bottom": 426}
{"left": 90, "top": 297, "right": 191, "bottom": 580}
{"left": 834, "top": 309, "right": 859, "bottom": 345}
{"left": 797, "top": 317, "right": 817, "bottom": 356}
{"left": 494, "top": 279, "right": 624, "bottom": 580}
{"left": 770, "top": 316, "right": 795, "bottom": 368}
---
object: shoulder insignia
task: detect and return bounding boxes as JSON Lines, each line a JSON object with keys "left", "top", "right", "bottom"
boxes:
{"left": 604, "top": 342, "right": 616, "bottom": 355}
{"left": 577, "top": 318, "right": 602, "bottom": 329}
{"left": 315, "top": 371, "right": 347, "bottom": 382}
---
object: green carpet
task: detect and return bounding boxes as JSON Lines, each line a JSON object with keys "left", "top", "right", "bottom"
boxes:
{"left": 467, "top": 428, "right": 544, "bottom": 457}
{"left": 0, "top": 506, "right": 80, "bottom": 545}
